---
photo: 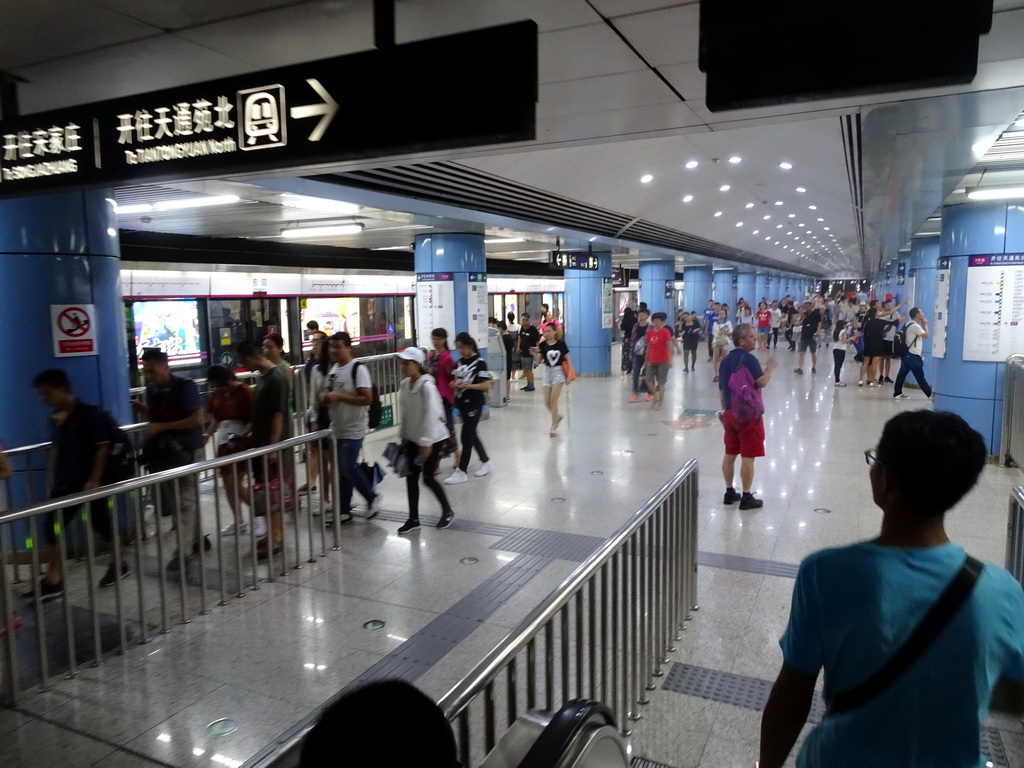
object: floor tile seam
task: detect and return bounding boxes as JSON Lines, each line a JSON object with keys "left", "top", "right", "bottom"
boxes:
{"left": 9, "top": 706, "right": 179, "bottom": 767}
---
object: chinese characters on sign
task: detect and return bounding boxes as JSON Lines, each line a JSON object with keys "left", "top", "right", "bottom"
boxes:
{"left": 962, "top": 254, "right": 1024, "bottom": 362}
{"left": 549, "top": 251, "right": 599, "bottom": 270}
{"left": 51, "top": 304, "right": 98, "bottom": 357}
{"left": 415, "top": 273, "right": 456, "bottom": 348}
{"left": 117, "top": 94, "right": 242, "bottom": 165}
{"left": 2, "top": 123, "right": 83, "bottom": 181}
{"left": 467, "top": 273, "right": 490, "bottom": 349}
{"left": 932, "top": 257, "right": 951, "bottom": 359}
{"left": 602, "top": 277, "right": 614, "bottom": 329}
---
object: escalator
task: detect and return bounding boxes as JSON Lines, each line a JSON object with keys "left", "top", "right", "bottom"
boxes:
{"left": 481, "top": 700, "right": 631, "bottom": 768}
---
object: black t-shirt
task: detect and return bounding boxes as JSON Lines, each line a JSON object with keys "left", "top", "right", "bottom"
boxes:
{"left": 252, "top": 368, "right": 291, "bottom": 447}
{"left": 453, "top": 355, "right": 489, "bottom": 410}
{"left": 539, "top": 340, "right": 569, "bottom": 367}
{"left": 146, "top": 375, "right": 202, "bottom": 450}
{"left": 50, "top": 401, "right": 112, "bottom": 495}
{"left": 801, "top": 310, "right": 821, "bottom": 340}
{"left": 681, "top": 324, "right": 702, "bottom": 348}
{"left": 518, "top": 325, "right": 540, "bottom": 357}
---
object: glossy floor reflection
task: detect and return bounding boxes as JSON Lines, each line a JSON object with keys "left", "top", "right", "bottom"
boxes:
{"left": 3, "top": 345, "right": 1022, "bottom": 767}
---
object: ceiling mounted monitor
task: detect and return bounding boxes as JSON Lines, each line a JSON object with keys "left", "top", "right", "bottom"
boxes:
{"left": 699, "top": 0, "right": 993, "bottom": 112}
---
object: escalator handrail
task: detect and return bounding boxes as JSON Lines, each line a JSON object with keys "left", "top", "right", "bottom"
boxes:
{"left": 517, "top": 700, "right": 617, "bottom": 768}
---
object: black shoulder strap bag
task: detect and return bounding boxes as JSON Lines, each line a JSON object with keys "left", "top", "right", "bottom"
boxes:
{"left": 826, "top": 554, "right": 984, "bottom": 717}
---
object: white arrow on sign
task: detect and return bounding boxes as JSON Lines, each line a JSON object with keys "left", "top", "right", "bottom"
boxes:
{"left": 289, "top": 78, "right": 339, "bottom": 142}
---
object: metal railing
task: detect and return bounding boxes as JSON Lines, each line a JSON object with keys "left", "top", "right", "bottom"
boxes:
{"left": 436, "top": 458, "right": 699, "bottom": 766}
{"left": 0, "top": 430, "right": 341, "bottom": 704}
{"left": 1006, "top": 487, "right": 1024, "bottom": 588}
{"left": 1000, "top": 355, "right": 1024, "bottom": 468}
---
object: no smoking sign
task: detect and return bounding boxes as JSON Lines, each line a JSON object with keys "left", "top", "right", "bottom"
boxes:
{"left": 51, "top": 304, "right": 98, "bottom": 357}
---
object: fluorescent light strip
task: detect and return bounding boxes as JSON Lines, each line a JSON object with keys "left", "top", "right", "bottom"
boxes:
{"left": 483, "top": 237, "right": 526, "bottom": 244}
{"left": 371, "top": 245, "right": 412, "bottom": 251}
{"left": 115, "top": 195, "right": 240, "bottom": 214}
{"left": 279, "top": 193, "right": 359, "bottom": 214}
{"left": 281, "top": 224, "right": 364, "bottom": 238}
{"left": 966, "top": 186, "right": 1024, "bottom": 200}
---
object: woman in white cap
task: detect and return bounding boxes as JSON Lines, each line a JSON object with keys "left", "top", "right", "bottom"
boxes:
{"left": 395, "top": 347, "right": 456, "bottom": 534}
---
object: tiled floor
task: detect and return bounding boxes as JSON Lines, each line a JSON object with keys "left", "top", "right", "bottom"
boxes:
{"left": 2, "top": 344, "right": 1022, "bottom": 767}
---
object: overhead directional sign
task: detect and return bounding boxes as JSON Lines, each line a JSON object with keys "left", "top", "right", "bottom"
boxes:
{"left": 0, "top": 21, "right": 537, "bottom": 198}
{"left": 550, "top": 251, "right": 600, "bottom": 271}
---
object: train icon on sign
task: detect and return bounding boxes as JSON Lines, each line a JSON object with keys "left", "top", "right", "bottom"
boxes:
{"left": 237, "top": 85, "right": 287, "bottom": 150}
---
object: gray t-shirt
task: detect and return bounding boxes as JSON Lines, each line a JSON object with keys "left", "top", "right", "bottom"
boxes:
{"left": 326, "top": 360, "right": 371, "bottom": 440}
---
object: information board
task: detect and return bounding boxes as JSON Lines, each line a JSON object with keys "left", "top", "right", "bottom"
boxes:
{"left": 963, "top": 254, "right": 1024, "bottom": 362}
{"left": 933, "top": 257, "right": 951, "bottom": 359}
{"left": 602, "top": 278, "right": 614, "bottom": 329}
{"left": 415, "top": 273, "right": 456, "bottom": 348}
{"left": 467, "top": 273, "right": 490, "bottom": 349}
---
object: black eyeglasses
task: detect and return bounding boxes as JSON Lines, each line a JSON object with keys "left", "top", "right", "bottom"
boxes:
{"left": 864, "top": 449, "right": 884, "bottom": 467}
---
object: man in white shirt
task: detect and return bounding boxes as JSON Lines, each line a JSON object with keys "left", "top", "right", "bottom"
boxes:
{"left": 893, "top": 307, "right": 932, "bottom": 400}
{"left": 320, "top": 332, "right": 382, "bottom": 521}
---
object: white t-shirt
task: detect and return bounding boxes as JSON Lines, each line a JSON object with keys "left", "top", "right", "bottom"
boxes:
{"left": 879, "top": 311, "right": 900, "bottom": 341}
{"left": 507, "top": 322, "right": 521, "bottom": 338}
{"left": 325, "top": 359, "right": 372, "bottom": 439}
{"left": 712, "top": 320, "right": 734, "bottom": 346}
{"left": 769, "top": 308, "right": 783, "bottom": 328}
{"left": 905, "top": 321, "right": 926, "bottom": 356}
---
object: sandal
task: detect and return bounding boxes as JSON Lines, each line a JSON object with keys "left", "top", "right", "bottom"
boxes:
{"left": 835, "top": 382, "right": 847, "bottom": 387}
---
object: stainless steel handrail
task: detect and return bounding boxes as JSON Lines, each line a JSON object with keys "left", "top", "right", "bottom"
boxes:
{"left": 252, "top": 459, "right": 700, "bottom": 768}
{"left": 1006, "top": 487, "right": 1024, "bottom": 588}
{"left": 1000, "top": 355, "right": 1024, "bottom": 468}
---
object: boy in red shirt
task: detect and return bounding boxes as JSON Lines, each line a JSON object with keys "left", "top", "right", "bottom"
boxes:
{"left": 644, "top": 312, "right": 681, "bottom": 411}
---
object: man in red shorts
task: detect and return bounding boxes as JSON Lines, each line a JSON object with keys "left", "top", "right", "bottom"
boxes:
{"left": 719, "top": 324, "right": 776, "bottom": 509}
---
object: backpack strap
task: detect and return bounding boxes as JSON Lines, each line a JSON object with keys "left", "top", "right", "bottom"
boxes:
{"left": 826, "top": 555, "right": 983, "bottom": 717}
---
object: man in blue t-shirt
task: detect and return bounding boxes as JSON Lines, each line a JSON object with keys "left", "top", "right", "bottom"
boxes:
{"left": 759, "top": 411, "right": 1024, "bottom": 768}
{"left": 718, "top": 323, "right": 775, "bottom": 510}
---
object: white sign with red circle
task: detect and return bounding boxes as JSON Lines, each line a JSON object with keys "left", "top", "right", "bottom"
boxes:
{"left": 51, "top": 304, "right": 98, "bottom": 357}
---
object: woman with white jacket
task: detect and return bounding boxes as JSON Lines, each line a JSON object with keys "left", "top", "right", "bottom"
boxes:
{"left": 395, "top": 347, "right": 456, "bottom": 534}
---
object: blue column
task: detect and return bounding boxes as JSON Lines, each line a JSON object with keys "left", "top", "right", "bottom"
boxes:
{"left": 564, "top": 252, "right": 612, "bottom": 376}
{"left": 638, "top": 260, "right": 675, "bottom": 318}
{"left": 712, "top": 269, "right": 736, "bottom": 312}
{"left": 933, "top": 201, "right": 1019, "bottom": 454}
{"left": 414, "top": 233, "right": 487, "bottom": 359}
{"left": 0, "top": 190, "right": 130, "bottom": 452}
{"left": 754, "top": 273, "right": 770, "bottom": 305}
{"left": 736, "top": 272, "right": 756, "bottom": 308}
{"left": 683, "top": 265, "right": 713, "bottom": 315}
{"left": 910, "top": 236, "right": 940, "bottom": 384}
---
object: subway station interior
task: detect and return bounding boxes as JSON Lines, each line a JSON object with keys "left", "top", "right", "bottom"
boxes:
{"left": 4, "top": 1, "right": 1024, "bottom": 767}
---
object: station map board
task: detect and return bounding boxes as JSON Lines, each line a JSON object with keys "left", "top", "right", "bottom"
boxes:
{"left": 963, "top": 254, "right": 1024, "bottom": 362}
{"left": 415, "top": 273, "right": 456, "bottom": 348}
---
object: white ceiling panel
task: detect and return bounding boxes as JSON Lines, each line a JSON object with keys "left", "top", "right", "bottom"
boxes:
{"left": 538, "top": 23, "right": 645, "bottom": 84}
{"left": 610, "top": 4, "right": 700, "bottom": 68}
{"left": 174, "top": 0, "right": 375, "bottom": 69}
{"left": 538, "top": 70, "right": 679, "bottom": 120}
{"left": 589, "top": 0, "right": 697, "bottom": 19}
{"left": 0, "top": 0, "right": 161, "bottom": 70}
{"left": 396, "top": 0, "right": 596, "bottom": 40}
{"left": 89, "top": 0, "right": 302, "bottom": 32}
{"left": 13, "top": 36, "right": 254, "bottom": 114}
{"left": 535, "top": 101, "right": 706, "bottom": 146}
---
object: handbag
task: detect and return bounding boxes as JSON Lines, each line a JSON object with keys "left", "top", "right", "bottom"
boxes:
{"left": 825, "top": 554, "right": 983, "bottom": 717}
{"left": 383, "top": 441, "right": 410, "bottom": 478}
{"left": 561, "top": 358, "right": 577, "bottom": 383}
{"left": 252, "top": 476, "right": 295, "bottom": 517}
{"left": 359, "top": 460, "right": 386, "bottom": 489}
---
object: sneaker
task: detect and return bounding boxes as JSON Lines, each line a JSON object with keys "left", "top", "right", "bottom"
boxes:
{"left": 99, "top": 562, "right": 130, "bottom": 588}
{"left": 25, "top": 579, "right": 63, "bottom": 603}
{"left": 893, "top": 393, "right": 909, "bottom": 399}
{"left": 884, "top": 377, "right": 894, "bottom": 384}
{"left": 811, "top": 367, "right": 817, "bottom": 374}
{"left": 253, "top": 516, "right": 269, "bottom": 539}
{"left": 437, "top": 512, "right": 455, "bottom": 530}
{"left": 739, "top": 496, "right": 764, "bottom": 510}
{"left": 646, "top": 394, "right": 654, "bottom": 402}
{"left": 794, "top": 368, "right": 803, "bottom": 374}
{"left": 397, "top": 519, "right": 421, "bottom": 535}
{"left": 166, "top": 555, "right": 183, "bottom": 574}
{"left": 474, "top": 462, "right": 492, "bottom": 477}
{"left": 858, "top": 379, "right": 864, "bottom": 386}
{"left": 190, "top": 535, "right": 212, "bottom": 555}
{"left": 628, "top": 393, "right": 639, "bottom": 403}
{"left": 683, "top": 366, "right": 689, "bottom": 372}
{"left": 366, "top": 494, "right": 383, "bottom": 519}
{"left": 723, "top": 489, "right": 741, "bottom": 504}
{"left": 220, "top": 522, "right": 248, "bottom": 537}
{"left": 835, "top": 381, "right": 846, "bottom": 387}
{"left": 521, "top": 384, "right": 535, "bottom": 392}
{"left": 713, "top": 375, "right": 719, "bottom": 382}
{"left": 444, "top": 470, "right": 469, "bottom": 485}
{"left": 868, "top": 381, "right": 880, "bottom": 388}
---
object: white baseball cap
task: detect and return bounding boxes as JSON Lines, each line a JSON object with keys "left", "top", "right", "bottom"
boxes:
{"left": 396, "top": 347, "right": 425, "bottom": 365}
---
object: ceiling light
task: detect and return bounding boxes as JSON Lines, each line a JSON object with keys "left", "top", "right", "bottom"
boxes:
{"left": 113, "top": 203, "right": 154, "bottom": 214}
{"left": 808, "top": 205, "right": 817, "bottom": 210}
{"left": 152, "top": 194, "right": 240, "bottom": 211}
{"left": 279, "top": 193, "right": 359, "bottom": 215}
{"left": 816, "top": 217, "right": 824, "bottom": 222}
{"left": 788, "top": 213, "right": 796, "bottom": 218}
{"left": 765, "top": 236, "right": 771, "bottom": 240}
{"left": 774, "top": 241, "right": 780, "bottom": 245}
{"left": 776, "top": 224, "right": 783, "bottom": 228}
{"left": 720, "top": 185, "right": 731, "bottom": 192}
{"left": 824, "top": 227, "right": 830, "bottom": 231}
{"left": 745, "top": 202, "right": 755, "bottom": 209}
{"left": 371, "top": 245, "right": 413, "bottom": 251}
{"left": 640, "top": 174, "right": 653, "bottom": 183}
{"left": 682, "top": 194, "right": 694, "bottom": 203}
{"left": 779, "top": 162, "right": 793, "bottom": 170}
{"left": 728, "top": 156, "right": 742, "bottom": 164}
{"left": 589, "top": 236, "right": 597, "bottom": 241}
{"left": 763, "top": 215, "right": 771, "bottom": 220}
{"left": 796, "top": 187, "right": 806, "bottom": 193}
{"left": 774, "top": 201, "right": 784, "bottom": 206}
{"left": 714, "top": 211, "right": 723, "bottom": 217}
{"left": 483, "top": 237, "right": 526, "bottom": 244}
{"left": 752, "top": 229, "right": 759, "bottom": 234}
{"left": 798, "top": 223, "right": 805, "bottom": 227}
{"left": 966, "top": 186, "right": 1024, "bottom": 200}
{"left": 281, "top": 223, "right": 364, "bottom": 238}
{"left": 736, "top": 222, "right": 743, "bottom": 227}
{"left": 685, "top": 160, "right": 699, "bottom": 169}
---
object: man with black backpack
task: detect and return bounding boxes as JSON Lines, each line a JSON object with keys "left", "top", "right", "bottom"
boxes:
{"left": 320, "top": 332, "right": 382, "bottom": 522}
{"left": 138, "top": 348, "right": 204, "bottom": 573}
{"left": 718, "top": 324, "right": 776, "bottom": 510}
{"left": 892, "top": 307, "right": 933, "bottom": 400}
{"left": 29, "top": 369, "right": 134, "bottom": 600}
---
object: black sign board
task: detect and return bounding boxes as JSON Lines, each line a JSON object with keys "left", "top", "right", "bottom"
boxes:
{"left": 897, "top": 261, "right": 906, "bottom": 285}
{"left": 0, "top": 22, "right": 537, "bottom": 198}
{"left": 550, "top": 251, "right": 599, "bottom": 271}
{"left": 612, "top": 266, "right": 625, "bottom": 287}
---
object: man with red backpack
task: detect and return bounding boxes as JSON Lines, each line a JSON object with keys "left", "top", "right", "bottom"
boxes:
{"left": 719, "top": 324, "right": 776, "bottom": 510}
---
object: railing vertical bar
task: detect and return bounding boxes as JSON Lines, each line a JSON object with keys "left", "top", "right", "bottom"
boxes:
{"left": 526, "top": 637, "right": 537, "bottom": 710}
{"left": 83, "top": 505, "right": 103, "bottom": 667}
{"left": 506, "top": 657, "right": 518, "bottom": 728}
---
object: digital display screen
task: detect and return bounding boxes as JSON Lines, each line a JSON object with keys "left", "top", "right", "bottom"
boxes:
{"left": 133, "top": 299, "right": 203, "bottom": 366}
{"left": 550, "top": 251, "right": 599, "bottom": 270}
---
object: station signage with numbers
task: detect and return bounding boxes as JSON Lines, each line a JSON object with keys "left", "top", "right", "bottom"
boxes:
{"left": 0, "top": 22, "right": 537, "bottom": 198}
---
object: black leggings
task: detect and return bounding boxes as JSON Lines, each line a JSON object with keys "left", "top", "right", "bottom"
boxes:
{"left": 458, "top": 406, "right": 489, "bottom": 471}
{"left": 833, "top": 348, "right": 846, "bottom": 382}
{"left": 683, "top": 346, "right": 698, "bottom": 368}
{"left": 771, "top": 328, "right": 779, "bottom": 348}
{"left": 404, "top": 441, "right": 452, "bottom": 521}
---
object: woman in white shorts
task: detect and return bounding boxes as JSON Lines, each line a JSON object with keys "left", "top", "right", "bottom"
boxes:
{"left": 532, "top": 324, "right": 571, "bottom": 436}
{"left": 711, "top": 309, "right": 734, "bottom": 382}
